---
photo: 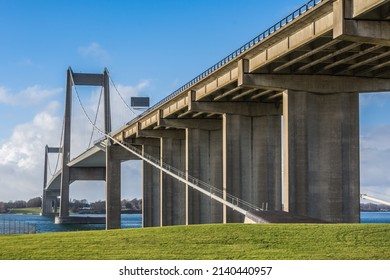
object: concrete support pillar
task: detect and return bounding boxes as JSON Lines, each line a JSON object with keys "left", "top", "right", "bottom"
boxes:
{"left": 283, "top": 90, "right": 360, "bottom": 223}
{"left": 160, "top": 137, "right": 186, "bottom": 226}
{"left": 223, "top": 114, "right": 282, "bottom": 223}
{"left": 42, "top": 193, "right": 54, "bottom": 214}
{"left": 186, "top": 128, "right": 223, "bottom": 224}
{"left": 106, "top": 144, "right": 122, "bottom": 229}
{"left": 53, "top": 197, "right": 58, "bottom": 213}
{"left": 142, "top": 144, "right": 161, "bottom": 227}
{"left": 103, "top": 69, "right": 111, "bottom": 134}
{"left": 42, "top": 146, "right": 49, "bottom": 215}
{"left": 59, "top": 69, "right": 73, "bottom": 219}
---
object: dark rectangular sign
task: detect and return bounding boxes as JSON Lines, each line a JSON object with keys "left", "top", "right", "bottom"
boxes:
{"left": 131, "top": 97, "right": 150, "bottom": 107}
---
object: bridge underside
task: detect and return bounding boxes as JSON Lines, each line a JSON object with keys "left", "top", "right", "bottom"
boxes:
{"left": 43, "top": 146, "right": 107, "bottom": 216}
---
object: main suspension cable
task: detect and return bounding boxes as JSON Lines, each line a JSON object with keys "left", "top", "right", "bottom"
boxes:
{"left": 108, "top": 72, "right": 138, "bottom": 117}
{"left": 88, "top": 86, "right": 104, "bottom": 148}
{"left": 48, "top": 114, "right": 64, "bottom": 177}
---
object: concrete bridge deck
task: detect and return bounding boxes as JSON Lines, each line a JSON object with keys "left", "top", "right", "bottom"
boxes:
{"left": 113, "top": 0, "right": 389, "bottom": 145}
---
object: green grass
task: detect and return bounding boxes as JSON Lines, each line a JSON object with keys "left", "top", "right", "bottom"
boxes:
{"left": 0, "top": 224, "right": 389, "bottom": 260}
{"left": 8, "top": 207, "right": 41, "bottom": 214}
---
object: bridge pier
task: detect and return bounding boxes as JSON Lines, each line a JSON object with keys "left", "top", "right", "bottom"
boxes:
{"left": 106, "top": 143, "right": 122, "bottom": 229}
{"left": 186, "top": 128, "right": 223, "bottom": 224}
{"left": 58, "top": 69, "right": 73, "bottom": 220}
{"left": 223, "top": 113, "right": 282, "bottom": 223}
{"left": 142, "top": 140, "right": 161, "bottom": 227}
{"left": 42, "top": 193, "right": 57, "bottom": 215}
{"left": 106, "top": 143, "right": 137, "bottom": 229}
{"left": 283, "top": 90, "right": 360, "bottom": 223}
{"left": 160, "top": 136, "right": 186, "bottom": 226}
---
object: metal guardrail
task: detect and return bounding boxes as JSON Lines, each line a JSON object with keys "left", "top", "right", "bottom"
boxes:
{"left": 0, "top": 219, "right": 36, "bottom": 234}
{"left": 125, "top": 0, "right": 324, "bottom": 127}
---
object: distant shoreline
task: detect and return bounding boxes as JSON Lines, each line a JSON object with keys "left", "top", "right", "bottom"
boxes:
{"left": 1, "top": 207, "right": 142, "bottom": 215}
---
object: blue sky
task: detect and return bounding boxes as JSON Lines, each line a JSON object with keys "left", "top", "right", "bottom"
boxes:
{"left": 0, "top": 0, "right": 389, "bottom": 204}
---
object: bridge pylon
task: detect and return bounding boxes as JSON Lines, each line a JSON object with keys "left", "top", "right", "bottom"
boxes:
{"left": 54, "top": 68, "right": 126, "bottom": 229}
{"left": 41, "top": 145, "right": 61, "bottom": 216}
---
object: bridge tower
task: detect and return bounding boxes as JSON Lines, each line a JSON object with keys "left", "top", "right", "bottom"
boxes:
{"left": 41, "top": 145, "right": 61, "bottom": 215}
{"left": 55, "top": 68, "right": 127, "bottom": 229}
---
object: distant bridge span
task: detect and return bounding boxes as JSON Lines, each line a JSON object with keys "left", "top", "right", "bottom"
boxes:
{"left": 43, "top": 0, "right": 390, "bottom": 229}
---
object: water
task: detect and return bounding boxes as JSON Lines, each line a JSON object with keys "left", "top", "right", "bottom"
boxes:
{"left": 0, "top": 212, "right": 388, "bottom": 234}
{"left": 360, "top": 212, "right": 390, "bottom": 223}
{"left": 0, "top": 214, "right": 142, "bottom": 233}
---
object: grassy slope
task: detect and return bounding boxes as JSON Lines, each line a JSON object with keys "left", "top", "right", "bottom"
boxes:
{"left": 0, "top": 224, "right": 389, "bottom": 260}
{"left": 8, "top": 208, "right": 41, "bottom": 214}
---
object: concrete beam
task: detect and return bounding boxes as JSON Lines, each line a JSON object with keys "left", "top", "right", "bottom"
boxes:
{"left": 137, "top": 129, "right": 185, "bottom": 140}
{"left": 72, "top": 73, "right": 104, "bottom": 86}
{"left": 158, "top": 118, "right": 222, "bottom": 131}
{"left": 189, "top": 100, "right": 282, "bottom": 117}
{"left": 48, "top": 147, "right": 61, "bottom": 153}
{"left": 352, "top": 0, "right": 389, "bottom": 18}
{"left": 69, "top": 167, "right": 106, "bottom": 181}
{"left": 126, "top": 138, "right": 160, "bottom": 147}
{"left": 334, "top": 0, "right": 390, "bottom": 46}
{"left": 237, "top": 59, "right": 249, "bottom": 86}
{"left": 110, "top": 144, "right": 139, "bottom": 161}
{"left": 240, "top": 74, "right": 390, "bottom": 93}
{"left": 339, "top": 20, "right": 390, "bottom": 46}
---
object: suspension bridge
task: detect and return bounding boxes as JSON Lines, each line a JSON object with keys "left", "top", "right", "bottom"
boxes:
{"left": 42, "top": 0, "right": 390, "bottom": 229}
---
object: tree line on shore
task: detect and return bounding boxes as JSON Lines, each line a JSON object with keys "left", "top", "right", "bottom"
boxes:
{"left": 0, "top": 197, "right": 142, "bottom": 214}
{"left": 360, "top": 202, "right": 390, "bottom": 212}
{"left": 1, "top": 197, "right": 388, "bottom": 214}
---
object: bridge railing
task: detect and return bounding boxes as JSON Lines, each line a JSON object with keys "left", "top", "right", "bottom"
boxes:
{"left": 125, "top": 0, "right": 324, "bottom": 127}
{"left": 0, "top": 219, "right": 36, "bottom": 235}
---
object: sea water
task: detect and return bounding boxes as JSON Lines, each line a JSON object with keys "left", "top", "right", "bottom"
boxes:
{"left": 360, "top": 212, "right": 390, "bottom": 223}
{"left": 0, "top": 212, "right": 388, "bottom": 234}
{"left": 0, "top": 214, "right": 142, "bottom": 233}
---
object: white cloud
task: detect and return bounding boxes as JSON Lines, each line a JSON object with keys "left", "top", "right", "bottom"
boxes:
{"left": 360, "top": 92, "right": 390, "bottom": 108}
{"left": 18, "top": 58, "right": 34, "bottom": 67}
{"left": 0, "top": 102, "right": 62, "bottom": 169}
{"left": 0, "top": 85, "right": 61, "bottom": 106}
{"left": 78, "top": 42, "right": 110, "bottom": 62}
{"left": 0, "top": 81, "right": 149, "bottom": 202}
{"left": 360, "top": 124, "right": 390, "bottom": 200}
{"left": 0, "top": 101, "right": 62, "bottom": 200}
